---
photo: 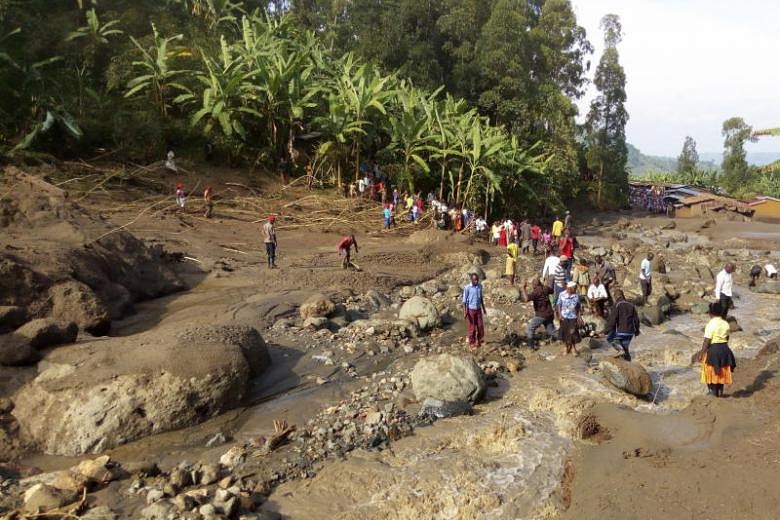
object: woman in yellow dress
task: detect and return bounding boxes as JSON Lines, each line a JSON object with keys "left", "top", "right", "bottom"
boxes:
{"left": 698, "top": 301, "right": 736, "bottom": 398}
{"left": 505, "top": 242, "right": 519, "bottom": 285}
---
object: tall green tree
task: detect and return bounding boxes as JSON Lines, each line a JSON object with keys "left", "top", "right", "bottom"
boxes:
{"left": 585, "top": 14, "right": 628, "bottom": 208}
{"left": 721, "top": 116, "right": 755, "bottom": 194}
{"left": 676, "top": 135, "right": 699, "bottom": 179}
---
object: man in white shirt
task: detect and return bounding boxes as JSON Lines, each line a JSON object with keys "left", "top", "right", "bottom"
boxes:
{"left": 639, "top": 252, "right": 654, "bottom": 305}
{"left": 714, "top": 263, "right": 735, "bottom": 312}
{"left": 587, "top": 276, "right": 609, "bottom": 317}
{"left": 766, "top": 264, "right": 778, "bottom": 279}
{"left": 542, "top": 252, "right": 561, "bottom": 287}
{"left": 475, "top": 217, "right": 487, "bottom": 234}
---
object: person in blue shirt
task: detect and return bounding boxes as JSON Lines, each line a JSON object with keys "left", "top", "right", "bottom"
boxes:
{"left": 462, "top": 273, "right": 486, "bottom": 352}
{"left": 555, "top": 281, "right": 582, "bottom": 355}
{"left": 383, "top": 204, "right": 392, "bottom": 229}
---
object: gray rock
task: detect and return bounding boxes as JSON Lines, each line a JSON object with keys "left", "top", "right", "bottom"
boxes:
{"left": 141, "top": 500, "right": 174, "bottom": 519}
{"left": 660, "top": 221, "right": 676, "bottom": 230}
{"left": 199, "top": 503, "right": 218, "bottom": 516}
{"left": 169, "top": 468, "right": 191, "bottom": 489}
{"left": 398, "top": 296, "right": 440, "bottom": 332}
{"left": 419, "top": 398, "right": 473, "bottom": 421}
{"left": 200, "top": 464, "right": 221, "bottom": 485}
{"left": 147, "top": 488, "right": 165, "bottom": 504}
{"left": 462, "top": 264, "right": 486, "bottom": 281}
{"left": 492, "top": 286, "right": 521, "bottom": 303}
{"left": 23, "top": 483, "right": 79, "bottom": 513}
{"left": 81, "top": 506, "right": 118, "bottom": 520}
{"left": 590, "top": 247, "right": 609, "bottom": 258}
{"left": 175, "top": 493, "right": 198, "bottom": 512}
{"left": 411, "top": 354, "right": 486, "bottom": 404}
{"left": 600, "top": 359, "right": 652, "bottom": 397}
{"left": 0, "top": 335, "right": 40, "bottom": 366}
{"left": 303, "top": 317, "right": 329, "bottom": 330}
{"left": 0, "top": 306, "right": 27, "bottom": 333}
{"left": 14, "top": 318, "right": 78, "bottom": 349}
{"left": 364, "top": 290, "right": 391, "bottom": 309}
{"left": 753, "top": 280, "right": 780, "bottom": 294}
{"left": 690, "top": 302, "right": 710, "bottom": 314}
{"left": 206, "top": 432, "right": 228, "bottom": 447}
{"left": 299, "top": 294, "right": 336, "bottom": 319}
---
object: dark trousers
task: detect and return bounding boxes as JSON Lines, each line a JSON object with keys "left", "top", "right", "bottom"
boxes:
{"left": 466, "top": 309, "right": 484, "bottom": 345}
{"left": 265, "top": 242, "right": 276, "bottom": 266}
{"left": 719, "top": 294, "right": 733, "bottom": 313}
{"left": 527, "top": 316, "right": 555, "bottom": 348}
{"left": 640, "top": 278, "right": 652, "bottom": 303}
{"left": 607, "top": 331, "right": 634, "bottom": 361}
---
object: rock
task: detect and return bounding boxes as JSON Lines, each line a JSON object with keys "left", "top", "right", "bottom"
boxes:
{"left": 660, "top": 221, "right": 676, "bottom": 230}
{"left": 506, "top": 359, "right": 523, "bottom": 373}
{"left": 758, "top": 338, "right": 779, "bottom": 357}
{"left": 75, "top": 455, "right": 119, "bottom": 483}
{"left": 200, "top": 504, "right": 218, "bottom": 516}
{"left": 48, "top": 281, "right": 111, "bottom": 336}
{"left": 299, "top": 294, "right": 336, "bottom": 320}
{"left": 0, "top": 397, "right": 13, "bottom": 413}
{"left": 206, "top": 432, "right": 228, "bottom": 448}
{"left": 147, "top": 488, "right": 165, "bottom": 504}
{"left": 13, "top": 324, "right": 259, "bottom": 456}
{"left": 141, "top": 500, "right": 174, "bottom": 519}
{"left": 753, "top": 281, "right": 780, "bottom": 294}
{"left": 220, "top": 496, "right": 239, "bottom": 517}
{"left": 590, "top": 246, "right": 609, "bottom": 258}
{"left": 124, "top": 460, "right": 159, "bottom": 477}
{"left": 14, "top": 318, "right": 78, "bottom": 349}
{"left": 0, "top": 335, "right": 40, "bottom": 366}
{"left": 364, "top": 290, "right": 391, "bottom": 309}
{"left": 668, "top": 231, "right": 688, "bottom": 243}
{"left": 364, "top": 411, "right": 383, "bottom": 425}
{"left": 0, "top": 305, "right": 27, "bottom": 333}
{"left": 663, "top": 285, "right": 680, "bottom": 300}
{"left": 398, "top": 296, "right": 441, "bottom": 332}
{"left": 462, "top": 264, "right": 486, "bottom": 281}
{"left": 200, "top": 464, "right": 221, "bottom": 485}
{"left": 81, "top": 506, "right": 118, "bottom": 519}
{"left": 492, "top": 286, "right": 521, "bottom": 303}
{"left": 23, "top": 484, "right": 79, "bottom": 513}
{"left": 690, "top": 302, "right": 710, "bottom": 314}
{"left": 418, "top": 398, "right": 473, "bottom": 421}
{"left": 411, "top": 354, "right": 486, "bottom": 404}
{"left": 303, "top": 317, "right": 328, "bottom": 330}
{"left": 175, "top": 493, "right": 198, "bottom": 512}
{"left": 600, "top": 359, "right": 652, "bottom": 397}
{"left": 640, "top": 304, "right": 666, "bottom": 326}
{"left": 700, "top": 218, "right": 716, "bottom": 229}
{"left": 169, "top": 468, "right": 192, "bottom": 489}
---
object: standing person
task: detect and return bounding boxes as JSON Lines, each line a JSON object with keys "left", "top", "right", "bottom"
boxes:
{"left": 564, "top": 210, "right": 572, "bottom": 231}
{"left": 165, "top": 149, "right": 177, "bottom": 172}
{"left": 555, "top": 281, "right": 582, "bottom": 355}
{"left": 175, "top": 182, "right": 186, "bottom": 210}
{"left": 357, "top": 177, "right": 366, "bottom": 197}
{"left": 572, "top": 258, "right": 590, "bottom": 297}
{"left": 697, "top": 301, "right": 736, "bottom": 398}
{"left": 520, "top": 220, "right": 532, "bottom": 254}
{"left": 531, "top": 223, "right": 541, "bottom": 254}
{"left": 552, "top": 255, "right": 569, "bottom": 302}
{"left": 462, "top": 272, "right": 486, "bottom": 352}
{"left": 491, "top": 222, "right": 500, "bottom": 245}
{"left": 505, "top": 241, "right": 519, "bottom": 285}
{"left": 542, "top": 229, "right": 552, "bottom": 253}
{"left": 203, "top": 185, "right": 213, "bottom": 218}
{"left": 541, "top": 251, "right": 561, "bottom": 289}
{"left": 558, "top": 230, "right": 575, "bottom": 276}
{"left": 263, "top": 215, "right": 278, "bottom": 269}
{"left": 498, "top": 225, "right": 508, "bottom": 247}
{"left": 594, "top": 255, "right": 616, "bottom": 303}
{"left": 522, "top": 278, "right": 556, "bottom": 350}
{"left": 714, "top": 263, "right": 735, "bottom": 312}
{"left": 337, "top": 234, "right": 358, "bottom": 269}
{"left": 392, "top": 188, "right": 400, "bottom": 207}
{"left": 383, "top": 204, "right": 392, "bottom": 230}
{"left": 601, "top": 289, "right": 641, "bottom": 361}
{"left": 587, "top": 276, "right": 609, "bottom": 317}
{"left": 552, "top": 216, "right": 563, "bottom": 240}
{"left": 639, "top": 252, "right": 654, "bottom": 304}
{"left": 475, "top": 216, "right": 487, "bottom": 236}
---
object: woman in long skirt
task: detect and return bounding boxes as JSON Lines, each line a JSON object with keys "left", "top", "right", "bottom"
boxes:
{"left": 698, "top": 301, "right": 736, "bottom": 397}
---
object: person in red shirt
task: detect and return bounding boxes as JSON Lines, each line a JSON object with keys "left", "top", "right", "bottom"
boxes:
{"left": 558, "top": 229, "right": 575, "bottom": 276}
{"left": 531, "top": 224, "right": 541, "bottom": 254}
{"left": 337, "top": 235, "right": 359, "bottom": 269}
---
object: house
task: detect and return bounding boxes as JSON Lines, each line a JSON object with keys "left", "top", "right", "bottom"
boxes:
{"left": 628, "top": 181, "right": 712, "bottom": 213}
{"left": 747, "top": 196, "right": 780, "bottom": 220}
{"left": 674, "top": 194, "right": 755, "bottom": 218}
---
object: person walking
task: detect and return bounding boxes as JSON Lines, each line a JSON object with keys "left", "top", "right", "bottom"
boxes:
{"left": 520, "top": 220, "right": 532, "bottom": 254}
{"left": 552, "top": 216, "right": 563, "bottom": 240}
{"left": 564, "top": 210, "right": 572, "bottom": 231}
{"left": 542, "top": 251, "right": 561, "bottom": 289}
{"left": 555, "top": 281, "right": 582, "bottom": 356}
{"left": 531, "top": 223, "right": 541, "bottom": 254}
{"left": 337, "top": 234, "right": 359, "bottom": 269}
{"left": 572, "top": 258, "right": 590, "bottom": 297}
{"left": 558, "top": 229, "right": 575, "bottom": 277}
{"left": 505, "top": 241, "right": 519, "bottom": 285}
{"left": 639, "top": 252, "right": 654, "bottom": 304}
{"left": 522, "top": 278, "right": 556, "bottom": 350}
{"left": 552, "top": 255, "right": 569, "bottom": 303}
{"left": 601, "top": 289, "right": 640, "bottom": 361}
{"left": 594, "top": 255, "right": 616, "bottom": 303}
{"left": 175, "top": 182, "right": 186, "bottom": 210}
{"left": 587, "top": 276, "right": 609, "bottom": 317}
{"left": 714, "top": 262, "right": 735, "bottom": 312}
{"left": 463, "top": 272, "right": 486, "bottom": 352}
{"left": 203, "top": 185, "right": 213, "bottom": 218}
{"left": 697, "top": 301, "right": 736, "bottom": 398}
{"left": 383, "top": 204, "right": 392, "bottom": 230}
{"left": 263, "top": 215, "right": 278, "bottom": 269}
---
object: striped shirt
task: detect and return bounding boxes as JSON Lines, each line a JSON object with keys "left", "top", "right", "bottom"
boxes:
{"left": 553, "top": 265, "right": 567, "bottom": 288}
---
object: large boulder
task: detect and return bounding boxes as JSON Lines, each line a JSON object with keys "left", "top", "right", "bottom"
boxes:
{"left": 0, "top": 335, "right": 40, "bottom": 366}
{"left": 12, "top": 324, "right": 266, "bottom": 455}
{"left": 753, "top": 280, "right": 780, "bottom": 295}
{"left": 299, "top": 294, "right": 336, "bottom": 320}
{"left": 461, "top": 264, "right": 486, "bottom": 281}
{"left": 398, "top": 296, "right": 441, "bottom": 332}
{"left": 411, "top": 354, "right": 486, "bottom": 403}
{"left": 48, "top": 281, "right": 111, "bottom": 336}
{"left": 0, "top": 306, "right": 27, "bottom": 334}
{"left": 600, "top": 359, "right": 652, "bottom": 397}
{"left": 14, "top": 318, "right": 78, "bottom": 349}
{"left": 491, "top": 286, "right": 521, "bottom": 303}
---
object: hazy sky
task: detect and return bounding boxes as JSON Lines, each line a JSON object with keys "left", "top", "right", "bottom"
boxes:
{"left": 572, "top": 0, "right": 780, "bottom": 156}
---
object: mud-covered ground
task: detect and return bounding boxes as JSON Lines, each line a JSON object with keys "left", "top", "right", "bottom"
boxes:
{"left": 1, "top": 163, "right": 780, "bottom": 519}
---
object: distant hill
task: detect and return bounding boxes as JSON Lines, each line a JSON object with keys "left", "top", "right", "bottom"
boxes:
{"left": 699, "top": 151, "right": 780, "bottom": 168}
{"left": 627, "top": 144, "right": 720, "bottom": 177}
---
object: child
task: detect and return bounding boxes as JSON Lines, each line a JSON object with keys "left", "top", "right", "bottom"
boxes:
{"left": 175, "top": 182, "right": 186, "bottom": 209}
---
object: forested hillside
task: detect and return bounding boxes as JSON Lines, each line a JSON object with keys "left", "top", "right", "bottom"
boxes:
{"left": 0, "top": 0, "right": 632, "bottom": 213}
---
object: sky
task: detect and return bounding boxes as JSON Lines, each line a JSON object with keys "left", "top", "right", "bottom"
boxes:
{"left": 571, "top": 0, "right": 780, "bottom": 157}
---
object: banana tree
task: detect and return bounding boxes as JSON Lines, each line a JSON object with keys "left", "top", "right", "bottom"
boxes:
{"left": 125, "top": 25, "right": 188, "bottom": 117}
{"left": 753, "top": 128, "right": 780, "bottom": 174}
{"left": 430, "top": 94, "right": 468, "bottom": 201}
{"left": 66, "top": 9, "right": 123, "bottom": 45}
{"left": 315, "top": 93, "right": 367, "bottom": 188}
{"left": 385, "top": 86, "right": 438, "bottom": 191}
{"left": 460, "top": 121, "right": 509, "bottom": 210}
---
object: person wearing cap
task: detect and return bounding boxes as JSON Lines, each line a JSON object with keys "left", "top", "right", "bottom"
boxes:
{"left": 263, "top": 215, "right": 278, "bottom": 269}
{"left": 555, "top": 281, "right": 582, "bottom": 355}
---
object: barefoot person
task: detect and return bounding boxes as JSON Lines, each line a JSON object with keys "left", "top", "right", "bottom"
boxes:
{"left": 522, "top": 278, "right": 555, "bottom": 350}
{"left": 463, "top": 272, "right": 486, "bottom": 352}
{"left": 601, "top": 289, "right": 640, "bottom": 361}
{"left": 337, "top": 234, "right": 358, "bottom": 269}
{"left": 698, "top": 301, "right": 736, "bottom": 398}
{"left": 263, "top": 214, "right": 277, "bottom": 269}
{"left": 555, "top": 281, "right": 581, "bottom": 355}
